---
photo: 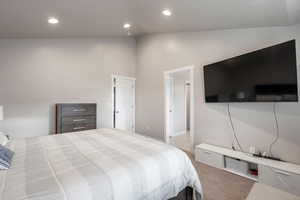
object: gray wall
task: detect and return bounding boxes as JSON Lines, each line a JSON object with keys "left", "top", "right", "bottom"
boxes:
{"left": 0, "top": 38, "right": 136, "bottom": 138}
{"left": 136, "top": 24, "right": 300, "bottom": 164}
{"left": 1, "top": 25, "right": 300, "bottom": 164}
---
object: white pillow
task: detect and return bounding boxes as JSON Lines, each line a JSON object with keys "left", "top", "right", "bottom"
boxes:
{"left": 0, "top": 133, "right": 9, "bottom": 146}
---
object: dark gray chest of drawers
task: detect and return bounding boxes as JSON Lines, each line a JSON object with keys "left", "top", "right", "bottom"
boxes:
{"left": 56, "top": 103, "right": 97, "bottom": 134}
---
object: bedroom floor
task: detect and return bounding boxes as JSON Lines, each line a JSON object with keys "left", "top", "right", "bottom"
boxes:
{"left": 186, "top": 152, "right": 254, "bottom": 200}
{"left": 170, "top": 132, "right": 192, "bottom": 153}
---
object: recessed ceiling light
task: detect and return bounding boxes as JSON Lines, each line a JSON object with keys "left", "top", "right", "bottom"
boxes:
{"left": 123, "top": 23, "right": 131, "bottom": 29}
{"left": 162, "top": 9, "right": 172, "bottom": 16}
{"left": 48, "top": 17, "right": 59, "bottom": 24}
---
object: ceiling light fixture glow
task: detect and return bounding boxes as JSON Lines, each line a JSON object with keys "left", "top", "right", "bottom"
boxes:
{"left": 162, "top": 9, "right": 172, "bottom": 16}
{"left": 48, "top": 17, "right": 59, "bottom": 24}
{"left": 123, "top": 23, "right": 131, "bottom": 29}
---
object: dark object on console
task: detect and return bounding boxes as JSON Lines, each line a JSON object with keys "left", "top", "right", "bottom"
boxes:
{"left": 249, "top": 169, "right": 258, "bottom": 176}
{"left": 253, "top": 153, "right": 282, "bottom": 161}
{"left": 56, "top": 103, "right": 97, "bottom": 134}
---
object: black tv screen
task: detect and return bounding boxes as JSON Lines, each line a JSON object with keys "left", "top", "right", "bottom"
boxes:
{"left": 204, "top": 40, "right": 298, "bottom": 103}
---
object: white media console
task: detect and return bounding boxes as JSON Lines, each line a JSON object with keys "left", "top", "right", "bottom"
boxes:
{"left": 195, "top": 143, "right": 300, "bottom": 196}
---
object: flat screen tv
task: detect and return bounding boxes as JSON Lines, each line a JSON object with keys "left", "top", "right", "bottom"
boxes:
{"left": 204, "top": 40, "right": 298, "bottom": 103}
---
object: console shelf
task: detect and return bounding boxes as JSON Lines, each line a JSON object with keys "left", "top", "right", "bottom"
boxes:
{"left": 223, "top": 168, "right": 258, "bottom": 181}
{"left": 195, "top": 143, "right": 300, "bottom": 197}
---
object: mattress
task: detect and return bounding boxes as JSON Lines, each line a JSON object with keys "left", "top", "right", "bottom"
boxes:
{"left": 0, "top": 128, "right": 202, "bottom": 200}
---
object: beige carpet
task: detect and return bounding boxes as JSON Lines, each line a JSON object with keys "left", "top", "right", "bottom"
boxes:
{"left": 170, "top": 132, "right": 192, "bottom": 153}
{"left": 186, "top": 152, "right": 254, "bottom": 200}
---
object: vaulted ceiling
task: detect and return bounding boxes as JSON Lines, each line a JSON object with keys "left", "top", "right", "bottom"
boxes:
{"left": 0, "top": 0, "right": 299, "bottom": 37}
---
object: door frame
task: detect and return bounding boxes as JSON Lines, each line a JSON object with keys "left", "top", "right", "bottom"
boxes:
{"left": 163, "top": 66, "right": 195, "bottom": 151}
{"left": 111, "top": 75, "right": 136, "bottom": 131}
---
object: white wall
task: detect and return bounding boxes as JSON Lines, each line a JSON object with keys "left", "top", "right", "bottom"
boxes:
{"left": 0, "top": 25, "right": 300, "bottom": 164}
{"left": 0, "top": 38, "right": 136, "bottom": 138}
{"left": 136, "top": 24, "right": 300, "bottom": 164}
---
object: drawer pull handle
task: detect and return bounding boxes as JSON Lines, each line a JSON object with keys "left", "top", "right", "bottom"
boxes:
{"left": 73, "top": 119, "right": 86, "bottom": 122}
{"left": 73, "top": 127, "right": 86, "bottom": 130}
{"left": 73, "top": 109, "right": 86, "bottom": 112}
{"left": 274, "top": 170, "right": 291, "bottom": 176}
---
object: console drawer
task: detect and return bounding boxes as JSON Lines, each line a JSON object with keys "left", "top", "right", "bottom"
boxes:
{"left": 195, "top": 148, "right": 224, "bottom": 169}
{"left": 259, "top": 165, "right": 300, "bottom": 196}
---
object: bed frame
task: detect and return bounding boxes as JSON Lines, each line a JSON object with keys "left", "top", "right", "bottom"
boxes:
{"left": 169, "top": 187, "right": 193, "bottom": 200}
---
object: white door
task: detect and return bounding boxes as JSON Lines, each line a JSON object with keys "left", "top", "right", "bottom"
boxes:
{"left": 185, "top": 82, "right": 191, "bottom": 131}
{"left": 165, "top": 77, "right": 175, "bottom": 142}
{"left": 113, "top": 76, "right": 135, "bottom": 132}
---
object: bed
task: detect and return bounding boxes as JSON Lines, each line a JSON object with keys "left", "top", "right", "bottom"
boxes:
{"left": 0, "top": 128, "right": 202, "bottom": 200}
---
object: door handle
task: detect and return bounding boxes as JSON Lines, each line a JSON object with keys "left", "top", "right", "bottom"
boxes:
{"left": 115, "top": 110, "right": 120, "bottom": 114}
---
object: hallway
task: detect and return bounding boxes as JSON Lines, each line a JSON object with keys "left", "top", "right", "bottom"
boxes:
{"left": 169, "top": 131, "right": 192, "bottom": 152}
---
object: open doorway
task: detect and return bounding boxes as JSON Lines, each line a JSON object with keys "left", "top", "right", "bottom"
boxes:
{"left": 164, "top": 66, "right": 194, "bottom": 153}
